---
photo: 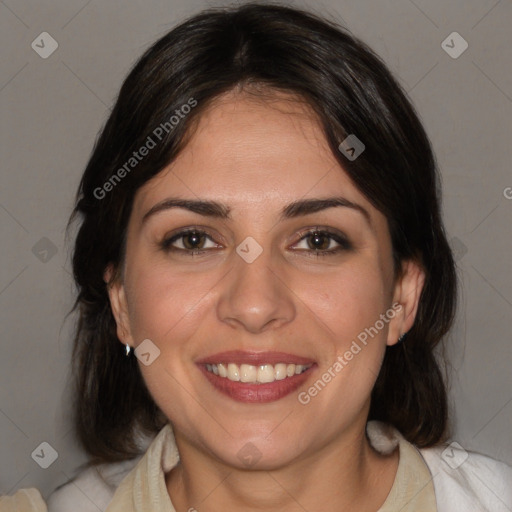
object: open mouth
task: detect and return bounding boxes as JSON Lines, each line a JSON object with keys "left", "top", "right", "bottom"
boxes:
{"left": 196, "top": 351, "right": 316, "bottom": 403}
{"left": 204, "top": 362, "right": 312, "bottom": 384}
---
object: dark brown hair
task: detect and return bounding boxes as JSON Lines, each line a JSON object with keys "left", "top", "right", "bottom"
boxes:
{"left": 69, "top": 2, "right": 456, "bottom": 465}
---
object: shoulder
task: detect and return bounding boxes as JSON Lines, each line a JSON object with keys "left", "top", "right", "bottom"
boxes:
{"left": 419, "top": 443, "right": 512, "bottom": 511}
{"left": 0, "top": 488, "right": 47, "bottom": 512}
{"left": 46, "top": 458, "right": 139, "bottom": 512}
{"left": 367, "top": 421, "right": 512, "bottom": 511}
{"left": 47, "top": 425, "right": 174, "bottom": 512}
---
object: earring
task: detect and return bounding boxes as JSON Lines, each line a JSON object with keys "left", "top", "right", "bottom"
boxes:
{"left": 397, "top": 333, "right": 406, "bottom": 344}
{"left": 125, "top": 344, "right": 132, "bottom": 356}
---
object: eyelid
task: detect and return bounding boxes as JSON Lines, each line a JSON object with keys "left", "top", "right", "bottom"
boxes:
{"left": 160, "top": 226, "right": 224, "bottom": 252}
{"left": 291, "top": 226, "right": 352, "bottom": 249}
{"left": 159, "top": 225, "right": 352, "bottom": 255}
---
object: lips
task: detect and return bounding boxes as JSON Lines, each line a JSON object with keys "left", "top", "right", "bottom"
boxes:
{"left": 196, "top": 350, "right": 314, "bottom": 366}
{"left": 196, "top": 350, "right": 316, "bottom": 403}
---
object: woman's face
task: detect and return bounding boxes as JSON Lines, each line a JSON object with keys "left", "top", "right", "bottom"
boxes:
{"left": 108, "top": 89, "right": 423, "bottom": 469}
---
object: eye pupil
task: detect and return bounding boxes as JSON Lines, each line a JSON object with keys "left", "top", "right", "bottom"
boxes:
{"left": 183, "top": 231, "right": 204, "bottom": 249}
{"left": 308, "top": 232, "right": 329, "bottom": 250}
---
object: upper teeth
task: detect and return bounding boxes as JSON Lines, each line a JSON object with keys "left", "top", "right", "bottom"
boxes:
{"left": 205, "top": 363, "right": 310, "bottom": 384}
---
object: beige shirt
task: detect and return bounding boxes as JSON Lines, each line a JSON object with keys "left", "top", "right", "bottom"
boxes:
{"left": 0, "top": 489, "right": 47, "bottom": 512}
{"left": 1, "top": 422, "right": 437, "bottom": 512}
{"left": 378, "top": 429, "right": 437, "bottom": 511}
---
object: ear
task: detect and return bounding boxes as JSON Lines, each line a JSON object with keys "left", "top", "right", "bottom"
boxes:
{"left": 104, "top": 264, "right": 134, "bottom": 348}
{"left": 387, "top": 259, "right": 425, "bottom": 346}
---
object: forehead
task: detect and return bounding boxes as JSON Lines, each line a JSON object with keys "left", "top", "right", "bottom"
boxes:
{"left": 134, "top": 89, "right": 375, "bottom": 219}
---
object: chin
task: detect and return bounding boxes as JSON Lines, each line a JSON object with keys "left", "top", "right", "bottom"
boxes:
{"left": 205, "top": 430, "right": 307, "bottom": 471}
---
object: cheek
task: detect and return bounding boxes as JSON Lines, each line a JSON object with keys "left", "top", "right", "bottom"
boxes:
{"left": 124, "top": 262, "right": 219, "bottom": 344}
{"left": 301, "top": 262, "right": 390, "bottom": 343}
{"left": 123, "top": 264, "right": 220, "bottom": 415}
{"left": 297, "top": 260, "right": 392, "bottom": 401}
{"left": 124, "top": 248, "right": 392, "bottom": 356}
{"left": 297, "top": 267, "right": 391, "bottom": 413}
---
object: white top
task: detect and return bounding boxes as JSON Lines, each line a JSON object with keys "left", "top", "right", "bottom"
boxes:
{"left": 2, "top": 421, "right": 511, "bottom": 511}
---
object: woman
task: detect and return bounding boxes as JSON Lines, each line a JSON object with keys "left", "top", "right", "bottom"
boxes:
{"left": 3, "top": 3, "right": 510, "bottom": 511}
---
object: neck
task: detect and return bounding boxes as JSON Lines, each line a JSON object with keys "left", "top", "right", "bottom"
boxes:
{"left": 166, "top": 421, "right": 398, "bottom": 512}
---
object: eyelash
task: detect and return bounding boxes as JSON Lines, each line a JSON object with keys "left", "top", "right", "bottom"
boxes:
{"left": 294, "top": 227, "right": 353, "bottom": 256}
{"left": 160, "top": 227, "right": 352, "bottom": 257}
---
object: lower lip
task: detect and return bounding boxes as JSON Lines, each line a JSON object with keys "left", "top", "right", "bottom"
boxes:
{"left": 198, "top": 365, "right": 315, "bottom": 403}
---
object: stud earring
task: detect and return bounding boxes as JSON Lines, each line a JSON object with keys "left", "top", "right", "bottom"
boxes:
{"left": 125, "top": 344, "right": 132, "bottom": 356}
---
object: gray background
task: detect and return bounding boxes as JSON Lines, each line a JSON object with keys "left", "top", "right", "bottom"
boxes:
{"left": 1, "top": 0, "right": 511, "bottom": 500}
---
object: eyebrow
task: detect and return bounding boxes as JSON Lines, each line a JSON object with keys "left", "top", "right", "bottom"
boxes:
{"left": 142, "top": 196, "right": 371, "bottom": 226}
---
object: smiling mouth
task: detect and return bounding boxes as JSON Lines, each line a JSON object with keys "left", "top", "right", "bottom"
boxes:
{"left": 196, "top": 351, "right": 316, "bottom": 403}
{"left": 204, "top": 362, "right": 312, "bottom": 384}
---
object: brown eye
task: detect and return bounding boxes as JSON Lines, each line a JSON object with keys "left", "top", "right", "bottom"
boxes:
{"left": 306, "top": 231, "right": 331, "bottom": 251}
{"left": 161, "top": 229, "right": 219, "bottom": 253}
{"left": 181, "top": 231, "right": 207, "bottom": 250}
{"left": 292, "top": 228, "right": 353, "bottom": 256}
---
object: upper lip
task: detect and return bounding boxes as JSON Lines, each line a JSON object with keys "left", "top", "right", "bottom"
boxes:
{"left": 196, "top": 350, "right": 315, "bottom": 366}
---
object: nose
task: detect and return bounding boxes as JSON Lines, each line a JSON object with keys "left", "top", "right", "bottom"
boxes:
{"left": 216, "top": 244, "right": 296, "bottom": 334}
